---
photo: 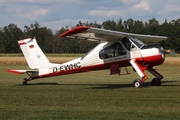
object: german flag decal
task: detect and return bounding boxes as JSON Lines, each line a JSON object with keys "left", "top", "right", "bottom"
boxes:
{"left": 29, "top": 45, "right": 34, "bottom": 49}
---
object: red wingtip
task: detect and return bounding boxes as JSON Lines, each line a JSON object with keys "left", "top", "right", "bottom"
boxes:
{"left": 6, "top": 70, "right": 23, "bottom": 74}
{"left": 58, "top": 26, "right": 93, "bottom": 38}
{"left": 18, "top": 38, "right": 33, "bottom": 45}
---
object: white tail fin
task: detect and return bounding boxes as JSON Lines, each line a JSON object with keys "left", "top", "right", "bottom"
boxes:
{"left": 18, "top": 38, "right": 50, "bottom": 69}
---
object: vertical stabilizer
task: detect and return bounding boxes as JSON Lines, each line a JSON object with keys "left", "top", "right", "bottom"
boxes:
{"left": 18, "top": 38, "right": 50, "bottom": 69}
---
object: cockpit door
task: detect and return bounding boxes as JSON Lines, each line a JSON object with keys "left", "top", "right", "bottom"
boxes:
{"left": 130, "top": 43, "right": 143, "bottom": 59}
{"left": 121, "top": 37, "right": 143, "bottom": 59}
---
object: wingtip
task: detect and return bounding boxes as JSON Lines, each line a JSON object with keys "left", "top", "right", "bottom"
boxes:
{"left": 6, "top": 70, "right": 22, "bottom": 74}
{"left": 58, "top": 26, "right": 92, "bottom": 38}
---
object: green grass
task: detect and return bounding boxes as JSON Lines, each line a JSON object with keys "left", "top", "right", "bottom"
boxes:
{"left": 0, "top": 64, "right": 180, "bottom": 119}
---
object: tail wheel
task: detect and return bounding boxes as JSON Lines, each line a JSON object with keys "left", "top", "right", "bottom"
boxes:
{"left": 151, "top": 78, "right": 161, "bottom": 86}
{"left": 22, "top": 81, "right": 27, "bottom": 85}
{"left": 133, "top": 79, "right": 143, "bottom": 88}
{"left": 22, "top": 78, "right": 28, "bottom": 85}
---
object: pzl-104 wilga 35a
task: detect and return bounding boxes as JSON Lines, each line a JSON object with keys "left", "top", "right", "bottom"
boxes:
{"left": 7, "top": 26, "right": 174, "bottom": 88}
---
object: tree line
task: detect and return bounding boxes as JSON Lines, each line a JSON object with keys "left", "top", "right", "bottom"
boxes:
{"left": 0, "top": 18, "right": 180, "bottom": 53}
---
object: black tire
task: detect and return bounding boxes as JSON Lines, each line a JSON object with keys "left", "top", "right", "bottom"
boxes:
{"left": 133, "top": 79, "right": 143, "bottom": 88}
{"left": 151, "top": 78, "right": 161, "bottom": 86}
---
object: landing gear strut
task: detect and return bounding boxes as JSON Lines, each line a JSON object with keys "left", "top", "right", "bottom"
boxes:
{"left": 22, "top": 78, "right": 30, "bottom": 85}
{"left": 130, "top": 59, "right": 164, "bottom": 88}
{"left": 148, "top": 69, "right": 163, "bottom": 86}
{"left": 22, "top": 73, "right": 34, "bottom": 85}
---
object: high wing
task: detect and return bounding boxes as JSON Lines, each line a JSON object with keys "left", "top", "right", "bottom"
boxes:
{"left": 59, "top": 26, "right": 167, "bottom": 43}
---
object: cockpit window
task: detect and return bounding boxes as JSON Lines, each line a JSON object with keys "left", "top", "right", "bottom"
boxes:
{"left": 130, "top": 38, "right": 145, "bottom": 48}
{"left": 99, "top": 42, "right": 126, "bottom": 59}
{"left": 121, "top": 37, "right": 131, "bottom": 51}
{"left": 121, "top": 37, "right": 145, "bottom": 50}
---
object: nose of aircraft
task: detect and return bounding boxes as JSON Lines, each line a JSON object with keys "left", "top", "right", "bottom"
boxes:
{"left": 145, "top": 43, "right": 175, "bottom": 57}
{"left": 159, "top": 48, "right": 175, "bottom": 56}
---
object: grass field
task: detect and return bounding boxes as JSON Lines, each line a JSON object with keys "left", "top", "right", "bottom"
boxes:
{"left": 0, "top": 57, "right": 180, "bottom": 119}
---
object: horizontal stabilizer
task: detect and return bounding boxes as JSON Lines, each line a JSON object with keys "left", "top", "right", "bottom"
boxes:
{"left": 7, "top": 69, "right": 39, "bottom": 74}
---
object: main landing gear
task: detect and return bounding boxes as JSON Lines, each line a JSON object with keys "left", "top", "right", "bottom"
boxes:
{"left": 132, "top": 78, "right": 162, "bottom": 88}
{"left": 151, "top": 78, "right": 161, "bottom": 86}
{"left": 130, "top": 59, "right": 163, "bottom": 88}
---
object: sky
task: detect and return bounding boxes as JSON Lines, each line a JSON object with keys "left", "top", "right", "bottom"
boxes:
{"left": 0, "top": 0, "right": 180, "bottom": 30}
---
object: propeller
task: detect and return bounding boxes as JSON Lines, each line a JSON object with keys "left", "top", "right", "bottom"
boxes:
{"left": 165, "top": 49, "right": 176, "bottom": 56}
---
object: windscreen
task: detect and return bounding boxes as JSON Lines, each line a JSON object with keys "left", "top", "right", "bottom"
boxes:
{"left": 130, "top": 38, "right": 145, "bottom": 49}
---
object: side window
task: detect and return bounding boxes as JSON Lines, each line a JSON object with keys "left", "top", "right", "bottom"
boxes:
{"left": 121, "top": 37, "right": 131, "bottom": 51}
{"left": 99, "top": 42, "right": 126, "bottom": 59}
{"left": 114, "top": 43, "right": 126, "bottom": 56}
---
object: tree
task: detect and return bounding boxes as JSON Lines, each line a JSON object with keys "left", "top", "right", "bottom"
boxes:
{"left": 165, "top": 18, "right": 180, "bottom": 51}
{"left": 24, "top": 21, "right": 53, "bottom": 53}
{"left": 1, "top": 24, "right": 23, "bottom": 53}
{"left": 52, "top": 27, "right": 69, "bottom": 53}
{"left": 123, "top": 18, "right": 135, "bottom": 33}
{"left": 102, "top": 20, "right": 117, "bottom": 30}
{"left": 143, "top": 18, "right": 159, "bottom": 35}
{"left": 1, "top": 18, "right": 180, "bottom": 53}
{"left": 116, "top": 18, "right": 125, "bottom": 31}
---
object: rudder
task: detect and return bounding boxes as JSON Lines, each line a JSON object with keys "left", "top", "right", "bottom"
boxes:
{"left": 18, "top": 38, "right": 50, "bottom": 69}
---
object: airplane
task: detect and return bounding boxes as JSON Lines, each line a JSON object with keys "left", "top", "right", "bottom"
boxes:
{"left": 7, "top": 26, "right": 173, "bottom": 88}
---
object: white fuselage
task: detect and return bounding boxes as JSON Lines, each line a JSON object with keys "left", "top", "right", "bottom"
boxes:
{"left": 36, "top": 41, "right": 165, "bottom": 79}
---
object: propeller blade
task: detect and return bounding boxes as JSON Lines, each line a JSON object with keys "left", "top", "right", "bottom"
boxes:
{"left": 165, "top": 49, "right": 175, "bottom": 56}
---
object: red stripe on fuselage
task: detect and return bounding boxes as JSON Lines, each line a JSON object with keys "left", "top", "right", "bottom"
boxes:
{"left": 33, "top": 54, "right": 164, "bottom": 79}
{"left": 35, "top": 59, "right": 132, "bottom": 79}
{"left": 35, "top": 63, "right": 109, "bottom": 79}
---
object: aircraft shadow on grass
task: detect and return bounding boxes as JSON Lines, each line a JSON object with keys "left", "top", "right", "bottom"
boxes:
{"left": 17, "top": 80, "right": 179, "bottom": 89}
{"left": 90, "top": 80, "right": 180, "bottom": 89}
{"left": 18, "top": 82, "right": 61, "bottom": 86}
